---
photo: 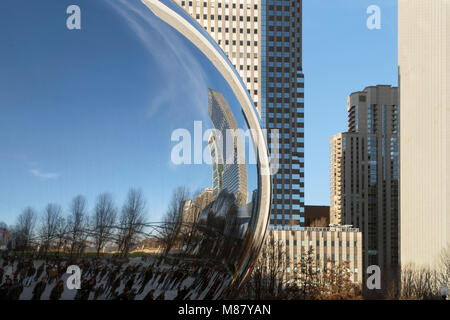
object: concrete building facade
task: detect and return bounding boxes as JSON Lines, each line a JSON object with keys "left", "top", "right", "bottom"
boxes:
{"left": 264, "top": 227, "right": 363, "bottom": 285}
{"left": 398, "top": 0, "right": 450, "bottom": 268}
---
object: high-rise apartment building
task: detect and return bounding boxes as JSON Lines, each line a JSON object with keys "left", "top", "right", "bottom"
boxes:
{"left": 330, "top": 85, "right": 400, "bottom": 280}
{"left": 177, "top": 0, "right": 305, "bottom": 229}
{"left": 399, "top": 0, "right": 450, "bottom": 268}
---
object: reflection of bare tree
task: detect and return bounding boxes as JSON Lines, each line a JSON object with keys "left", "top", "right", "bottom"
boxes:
{"left": 92, "top": 193, "right": 117, "bottom": 257}
{"left": 39, "top": 203, "right": 63, "bottom": 256}
{"left": 159, "top": 186, "right": 190, "bottom": 262}
{"left": 117, "top": 188, "right": 147, "bottom": 258}
{"left": 54, "top": 216, "right": 67, "bottom": 254}
{"left": 67, "top": 195, "right": 88, "bottom": 257}
{"left": 14, "top": 207, "right": 37, "bottom": 253}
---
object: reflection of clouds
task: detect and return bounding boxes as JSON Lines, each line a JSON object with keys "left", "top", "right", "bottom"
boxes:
{"left": 0, "top": 152, "right": 37, "bottom": 167}
{"left": 105, "top": 0, "right": 209, "bottom": 122}
{"left": 29, "top": 169, "right": 59, "bottom": 180}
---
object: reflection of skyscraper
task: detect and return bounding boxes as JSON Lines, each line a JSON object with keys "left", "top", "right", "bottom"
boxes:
{"left": 182, "top": 188, "right": 214, "bottom": 226}
{"left": 208, "top": 88, "right": 248, "bottom": 205}
{"left": 177, "top": 0, "right": 305, "bottom": 229}
{"left": 208, "top": 133, "right": 223, "bottom": 197}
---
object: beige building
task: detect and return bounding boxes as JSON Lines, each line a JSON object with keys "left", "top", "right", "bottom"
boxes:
{"left": 399, "top": 0, "right": 450, "bottom": 268}
{"left": 330, "top": 86, "right": 400, "bottom": 282}
{"left": 262, "top": 227, "right": 363, "bottom": 285}
{"left": 330, "top": 133, "right": 344, "bottom": 226}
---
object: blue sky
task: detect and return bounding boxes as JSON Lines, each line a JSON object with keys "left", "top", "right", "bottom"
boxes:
{"left": 0, "top": 0, "right": 398, "bottom": 225}
{"left": 303, "top": 0, "right": 398, "bottom": 205}
{"left": 0, "top": 0, "right": 258, "bottom": 225}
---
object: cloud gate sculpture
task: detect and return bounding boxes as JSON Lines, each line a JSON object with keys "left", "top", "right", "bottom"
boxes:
{"left": 0, "top": 0, "right": 271, "bottom": 300}
{"left": 139, "top": 0, "right": 271, "bottom": 297}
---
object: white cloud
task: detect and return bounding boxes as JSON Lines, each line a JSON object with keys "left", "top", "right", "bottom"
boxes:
{"left": 29, "top": 169, "right": 59, "bottom": 180}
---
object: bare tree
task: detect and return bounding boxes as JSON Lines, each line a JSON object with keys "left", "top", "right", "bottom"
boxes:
{"left": 399, "top": 264, "right": 440, "bottom": 299}
{"left": 14, "top": 207, "right": 37, "bottom": 253}
{"left": 310, "top": 217, "right": 328, "bottom": 227}
{"left": 229, "top": 239, "right": 361, "bottom": 300}
{"left": 67, "top": 195, "right": 88, "bottom": 257}
{"left": 118, "top": 188, "right": 147, "bottom": 258}
{"left": 438, "top": 244, "right": 450, "bottom": 289}
{"left": 39, "top": 203, "right": 63, "bottom": 255}
{"left": 92, "top": 193, "right": 117, "bottom": 256}
{"left": 385, "top": 246, "right": 450, "bottom": 300}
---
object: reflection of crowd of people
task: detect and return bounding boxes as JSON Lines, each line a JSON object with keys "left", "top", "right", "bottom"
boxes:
{"left": 194, "top": 190, "right": 251, "bottom": 276}
{"left": 0, "top": 252, "right": 230, "bottom": 300}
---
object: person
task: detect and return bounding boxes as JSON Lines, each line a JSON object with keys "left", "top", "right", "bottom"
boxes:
{"left": 32, "top": 277, "right": 47, "bottom": 300}
{"left": 138, "top": 268, "right": 153, "bottom": 294}
{"left": 109, "top": 274, "right": 123, "bottom": 298}
{"left": 48, "top": 266, "right": 58, "bottom": 284}
{"left": 125, "top": 274, "right": 135, "bottom": 290}
{"left": 34, "top": 263, "right": 45, "bottom": 281}
{"left": 143, "top": 289, "right": 155, "bottom": 301}
{"left": 12, "top": 279, "right": 24, "bottom": 300}
{"left": 117, "top": 287, "right": 132, "bottom": 300}
{"left": 176, "top": 286, "right": 190, "bottom": 300}
{"left": 0, "top": 278, "right": 12, "bottom": 300}
{"left": 93, "top": 284, "right": 105, "bottom": 300}
{"left": 25, "top": 263, "right": 36, "bottom": 287}
{"left": 129, "top": 287, "right": 137, "bottom": 300}
{"left": 49, "top": 280, "right": 64, "bottom": 300}
{"left": 156, "top": 290, "right": 166, "bottom": 300}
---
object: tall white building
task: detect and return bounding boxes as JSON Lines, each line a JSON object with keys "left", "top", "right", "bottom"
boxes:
{"left": 399, "top": 0, "right": 450, "bottom": 267}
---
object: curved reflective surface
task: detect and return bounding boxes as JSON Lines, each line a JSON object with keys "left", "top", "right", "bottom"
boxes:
{"left": 0, "top": 0, "right": 270, "bottom": 300}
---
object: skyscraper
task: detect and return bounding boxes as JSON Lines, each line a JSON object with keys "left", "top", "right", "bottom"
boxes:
{"left": 330, "top": 85, "right": 400, "bottom": 283}
{"left": 177, "top": 0, "right": 305, "bottom": 229}
{"left": 208, "top": 88, "right": 248, "bottom": 205}
{"left": 399, "top": 0, "right": 450, "bottom": 268}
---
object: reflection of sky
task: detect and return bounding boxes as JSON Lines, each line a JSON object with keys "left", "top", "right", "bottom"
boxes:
{"left": 0, "top": 0, "right": 257, "bottom": 225}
